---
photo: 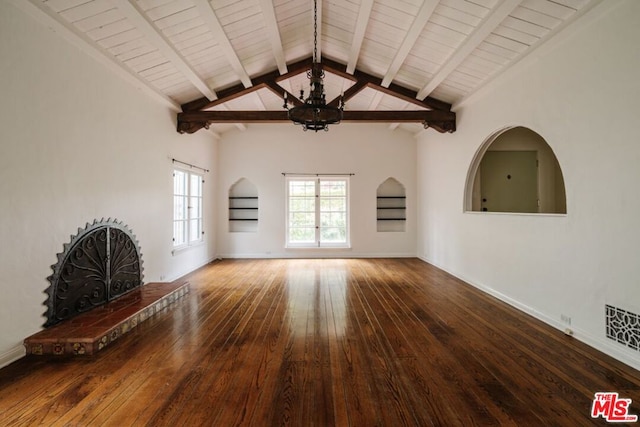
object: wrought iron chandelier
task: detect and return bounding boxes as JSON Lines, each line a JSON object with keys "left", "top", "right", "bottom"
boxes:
{"left": 283, "top": 0, "right": 344, "bottom": 132}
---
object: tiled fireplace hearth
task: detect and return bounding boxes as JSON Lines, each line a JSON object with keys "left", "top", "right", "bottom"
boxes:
{"left": 25, "top": 282, "right": 189, "bottom": 356}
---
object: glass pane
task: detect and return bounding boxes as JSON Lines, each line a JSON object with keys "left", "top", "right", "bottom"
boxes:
{"left": 321, "top": 212, "right": 346, "bottom": 228}
{"left": 190, "top": 174, "right": 202, "bottom": 197}
{"left": 289, "top": 180, "right": 315, "bottom": 197}
{"left": 320, "top": 227, "right": 346, "bottom": 243}
{"left": 290, "top": 212, "right": 315, "bottom": 227}
{"left": 173, "top": 220, "right": 186, "bottom": 246}
{"left": 289, "top": 227, "right": 315, "bottom": 243}
{"left": 174, "top": 170, "right": 187, "bottom": 195}
{"left": 189, "top": 219, "right": 200, "bottom": 242}
{"left": 174, "top": 195, "right": 187, "bottom": 220}
{"left": 321, "top": 197, "right": 346, "bottom": 212}
{"left": 190, "top": 196, "right": 201, "bottom": 219}
{"left": 320, "top": 180, "right": 346, "bottom": 196}
{"left": 290, "top": 197, "right": 315, "bottom": 212}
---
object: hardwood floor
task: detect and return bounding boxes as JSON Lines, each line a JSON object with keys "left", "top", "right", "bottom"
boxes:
{"left": 1, "top": 258, "right": 639, "bottom": 426}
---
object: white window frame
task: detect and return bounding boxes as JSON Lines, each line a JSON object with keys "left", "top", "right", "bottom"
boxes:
{"left": 173, "top": 168, "right": 204, "bottom": 249}
{"left": 285, "top": 176, "right": 350, "bottom": 249}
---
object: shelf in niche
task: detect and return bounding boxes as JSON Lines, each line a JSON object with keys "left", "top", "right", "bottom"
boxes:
{"left": 376, "top": 218, "right": 407, "bottom": 221}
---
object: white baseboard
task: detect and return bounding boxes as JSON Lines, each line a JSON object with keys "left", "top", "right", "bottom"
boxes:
{"left": 217, "top": 252, "right": 417, "bottom": 259}
{"left": 0, "top": 344, "right": 25, "bottom": 369}
{"left": 417, "top": 256, "right": 640, "bottom": 373}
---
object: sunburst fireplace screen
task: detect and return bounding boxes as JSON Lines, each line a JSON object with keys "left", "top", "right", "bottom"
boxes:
{"left": 44, "top": 219, "right": 143, "bottom": 327}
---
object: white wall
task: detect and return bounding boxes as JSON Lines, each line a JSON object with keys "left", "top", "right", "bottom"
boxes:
{"left": 417, "top": 0, "right": 640, "bottom": 370}
{"left": 0, "top": 2, "right": 217, "bottom": 367}
{"left": 217, "top": 124, "right": 417, "bottom": 258}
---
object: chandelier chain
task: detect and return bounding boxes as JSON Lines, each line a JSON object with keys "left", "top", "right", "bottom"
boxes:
{"left": 313, "top": 0, "right": 318, "bottom": 63}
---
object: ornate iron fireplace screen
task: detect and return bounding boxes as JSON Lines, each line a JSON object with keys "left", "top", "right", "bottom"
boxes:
{"left": 44, "top": 219, "right": 144, "bottom": 327}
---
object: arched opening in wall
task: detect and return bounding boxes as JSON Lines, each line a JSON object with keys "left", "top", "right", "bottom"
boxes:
{"left": 229, "top": 178, "right": 258, "bottom": 232}
{"left": 465, "top": 127, "right": 567, "bottom": 214}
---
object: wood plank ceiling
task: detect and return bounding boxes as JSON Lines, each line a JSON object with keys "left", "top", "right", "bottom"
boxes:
{"left": 25, "top": 0, "right": 601, "bottom": 136}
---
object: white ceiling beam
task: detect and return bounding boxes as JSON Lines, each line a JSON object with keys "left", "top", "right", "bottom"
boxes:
{"left": 381, "top": 0, "right": 438, "bottom": 88}
{"left": 191, "top": 0, "right": 253, "bottom": 88}
{"left": 346, "top": 0, "right": 374, "bottom": 75}
{"left": 110, "top": 0, "right": 217, "bottom": 101}
{"left": 12, "top": 0, "right": 181, "bottom": 111}
{"left": 416, "top": 0, "right": 522, "bottom": 100}
{"left": 258, "top": 0, "right": 287, "bottom": 75}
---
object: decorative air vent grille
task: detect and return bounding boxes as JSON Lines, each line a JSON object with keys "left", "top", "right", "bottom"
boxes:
{"left": 606, "top": 305, "right": 640, "bottom": 351}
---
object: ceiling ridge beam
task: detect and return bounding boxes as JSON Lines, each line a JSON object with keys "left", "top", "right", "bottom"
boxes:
{"left": 417, "top": 0, "right": 522, "bottom": 100}
{"left": 346, "top": 0, "right": 374, "bottom": 74}
{"left": 13, "top": 0, "right": 181, "bottom": 111}
{"left": 258, "top": 0, "right": 287, "bottom": 74}
{"left": 381, "top": 0, "right": 439, "bottom": 88}
{"left": 191, "top": 0, "right": 252, "bottom": 88}
{"left": 110, "top": 0, "right": 217, "bottom": 101}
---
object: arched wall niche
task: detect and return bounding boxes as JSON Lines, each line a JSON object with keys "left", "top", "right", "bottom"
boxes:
{"left": 229, "top": 178, "right": 259, "bottom": 232}
{"left": 464, "top": 126, "right": 567, "bottom": 214}
{"left": 377, "top": 177, "right": 406, "bottom": 232}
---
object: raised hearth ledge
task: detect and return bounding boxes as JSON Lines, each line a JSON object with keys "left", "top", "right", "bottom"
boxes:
{"left": 24, "top": 282, "right": 189, "bottom": 356}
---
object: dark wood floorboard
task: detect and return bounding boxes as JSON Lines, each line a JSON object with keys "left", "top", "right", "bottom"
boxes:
{"left": 1, "top": 258, "right": 639, "bottom": 426}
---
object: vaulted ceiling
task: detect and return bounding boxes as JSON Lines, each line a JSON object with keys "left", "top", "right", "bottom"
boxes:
{"left": 26, "top": 0, "right": 601, "bottom": 136}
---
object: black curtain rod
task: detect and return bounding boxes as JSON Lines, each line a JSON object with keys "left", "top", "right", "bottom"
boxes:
{"left": 281, "top": 173, "right": 355, "bottom": 176}
{"left": 172, "top": 158, "right": 209, "bottom": 173}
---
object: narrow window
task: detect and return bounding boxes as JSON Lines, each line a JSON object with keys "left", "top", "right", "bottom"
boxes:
{"left": 286, "top": 177, "right": 349, "bottom": 248}
{"left": 173, "top": 169, "right": 204, "bottom": 248}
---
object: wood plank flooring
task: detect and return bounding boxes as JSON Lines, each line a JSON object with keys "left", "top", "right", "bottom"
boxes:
{"left": 1, "top": 258, "right": 639, "bottom": 426}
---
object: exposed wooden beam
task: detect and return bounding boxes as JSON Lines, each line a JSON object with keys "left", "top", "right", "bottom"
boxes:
{"left": 328, "top": 80, "right": 368, "bottom": 107}
{"left": 417, "top": 0, "right": 522, "bottom": 100}
{"left": 264, "top": 81, "right": 303, "bottom": 107}
{"left": 258, "top": 0, "right": 287, "bottom": 75}
{"left": 191, "top": 0, "right": 252, "bottom": 89}
{"left": 322, "top": 58, "right": 450, "bottom": 111}
{"left": 346, "top": 0, "right": 374, "bottom": 75}
{"left": 381, "top": 0, "right": 438, "bottom": 88}
{"left": 177, "top": 110, "right": 455, "bottom": 134}
{"left": 182, "top": 58, "right": 314, "bottom": 112}
{"left": 110, "top": 0, "right": 217, "bottom": 101}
